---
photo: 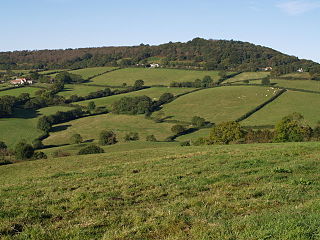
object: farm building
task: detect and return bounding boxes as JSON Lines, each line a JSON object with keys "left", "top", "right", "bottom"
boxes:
{"left": 10, "top": 78, "right": 33, "bottom": 85}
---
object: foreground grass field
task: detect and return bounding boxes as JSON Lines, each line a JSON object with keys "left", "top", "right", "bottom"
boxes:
{"left": 242, "top": 91, "right": 320, "bottom": 127}
{"left": 88, "top": 68, "right": 223, "bottom": 86}
{"left": 1, "top": 142, "right": 320, "bottom": 239}
{"left": 77, "top": 87, "right": 196, "bottom": 108}
{"left": 43, "top": 113, "right": 175, "bottom": 146}
{"left": 162, "top": 86, "right": 277, "bottom": 123}
{"left": 0, "top": 106, "right": 74, "bottom": 147}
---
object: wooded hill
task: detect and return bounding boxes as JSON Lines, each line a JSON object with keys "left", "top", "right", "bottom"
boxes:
{"left": 0, "top": 38, "right": 318, "bottom": 72}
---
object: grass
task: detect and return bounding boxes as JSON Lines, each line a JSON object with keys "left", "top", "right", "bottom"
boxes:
{"left": 0, "top": 87, "right": 40, "bottom": 97}
{"left": 1, "top": 142, "right": 320, "bottom": 239}
{"left": 88, "top": 68, "right": 223, "bottom": 86}
{"left": 224, "top": 72, "right": 270, "bottom": 83}
{"left": 0, "top": 106, "right": 74, "bottom": 148}
{"left": 281, "top": 72, "right": 311, "bottom": 79}
{"left": 242, "top": 91, "right": 320, "bottom": 127}
{"left": 272, "top": 79, "right": 320, "bottom": 92}
{"left": 161, "top": 86, "right": 278, "bottom": 123}
{"left": 176, "top": 128, "right": 211, "bottom": 142}
{"left": 38, "top": 69, "right": 69, "bottom": 75}
{"left": 57, "top": 84, "right": 111, "bottom": 98}
{"left": 68, "top": 67, "right": 117, "bottom": 79}
{"left": 43, "top": 113, "right": 175, "bottom": 146}
{"left": 76, "top": 87, "right": 196, "bottom": 108}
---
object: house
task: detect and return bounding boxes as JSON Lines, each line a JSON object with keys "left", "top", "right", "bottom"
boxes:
{"left": 262, "top": 67, "right": 273, "bottom": 71}
{"left": 10, "top": 78, "right": 33, "bottom": 85}
{"left": 297, "top": 68, "right": 304, "bottom": 73}
{"left": 149, "top": 63, "right": 160, "bottom": 68}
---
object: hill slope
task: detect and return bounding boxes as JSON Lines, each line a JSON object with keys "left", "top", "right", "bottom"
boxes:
{"left": 1, "top": 142, "right": 320, "bottom": 239}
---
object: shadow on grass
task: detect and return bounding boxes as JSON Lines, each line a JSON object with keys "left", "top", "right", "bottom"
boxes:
{"left": 9, "top": 108, "right": 40, "bottom": 119}
{"left": 51, "top": 125, "right": 71, "bottom": 132}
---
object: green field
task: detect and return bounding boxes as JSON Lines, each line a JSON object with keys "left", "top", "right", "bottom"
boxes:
{"left": 224, "top": 72, "right": 270, "bottom": 83}
{"left": 272, "top": 79, "right": 320, "bottom": 92}
{"left": 0, "top": 106, "right": 74, "bottom": 148}
{"left": 58, "top": 84, "right": 110, "bottom": 98}
{"left": 77, "top": 87, "right": 196, "bottom": 108}
{"left": 68, "top": 67, "right": 117, "bottom": 79}
{"left": 161, "top": 86, "right": 278, "bottom": 123}
{"left": 38, "top": 69, "right": 69, "bottom": 75}
{"left": 43, "top": 113, "right": 175, "bottom": 146}
{"left": 1, "top": 142, "right": 320, "bottom": 239}
{"left": 0, "top": 87, "right": 40, "bottom": 97}
{"left": 88, "top": 68, "right": 223, "bottom": 86}
{"left": 242, "top": 91, "right": 320, "bottom": 127}
{"left": 281, "top": 72, "right": 311, "bottom": 79}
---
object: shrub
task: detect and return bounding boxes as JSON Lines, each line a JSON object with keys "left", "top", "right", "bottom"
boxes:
{"left": 158, "top": 93, "right": 174, "bottom": 104}
{"left": 37, "top": 116, "right": 52, "bottom": 132}
{"left": 180, "top": 141, "right": 191, "bottom": 146}
{"left": 171, "top": 125, "right": 186, "bottom": 135}
{"left": 15, "top": 141, "right": 34, "bottom": 160}
{"left": 146, "top": 135, "right": 157, "bottom": 142}
{"left": 191, "top": 116, "right": 206, "bottom": 128}
{"left": 207, "top": 121, "right": 244, "bottom": 145}
{"left": 70, "top": 133, "right": 83, "bottom": 144}
{"left": 32, "top": 139, "right": 44, "bottom": 149}
{"left": 244, "top": 129, "right": 274, "bottom": 143}
{"left": 87, "top": 101, "right": 96, "bottom": 111}
{"left": 124, "top": 132, "right": 139, "bottom": 141}
{"left": 33, "top": 151, "right": 47, "bottom": 159}
{"left": 78, "top": 145, "right": 105, "bottom": 155}
{"left": 0, "top": 141, "right": 7, "bottom": 150}
{"left": 99, "top": 130, "right": 117, "bottom": 145}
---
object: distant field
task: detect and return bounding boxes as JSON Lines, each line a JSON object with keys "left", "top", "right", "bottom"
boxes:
{"left": 58, "top": 84, "right": 110, "bottom": 98}
{"left": 77, "top": 87, "right": 196, "bottom": 108}
{"left": 281, "top": 72, "right": 310, "bottom": 79}
{"left": 0, "top": 106, "right": 74, "bottom": 148}
{"left": 272, "top": 79, "right": 320, "bottom": 92}
{"left": 38, "top": 69, "right": 68, "bottom": 75}
{"left": 224, "top": 72, "right": 270, "bottom": 83}
{"left": 242, "top": 91, "right": 320, "bottom": 127}
{"left": 1, "top": 142, "right": 320, "bottom": 239}
{"left": 68, "top": 67, "right": 117, "bottom": 79}
{"left": 176, "top": 128, "right": 211, "bottom": 142}
{"left": 0, "top": 87, "right": 40, "bottom": 97}
{"left": 88, "top": 68, "right": 223, "bottom": 86}
{"left": 44, "top": 113, "right": 175, "bottom": 146}
{"left": 162, "top": 86, "right": 277, "bottom": 123}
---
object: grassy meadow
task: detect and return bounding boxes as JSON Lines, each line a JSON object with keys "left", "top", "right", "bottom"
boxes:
{"left": 43, "top": 113, "right": 175, "bottom": 146}
{"left": 272, "top": 79, "right": 320, "bottom": 92}
{"left": 68, "top": 67, "right": 117, "bottom": 79}
{"left": 224, "top": 72, "right": 270, "bottom": 83}
{"left": 0, "top": 87, "right": 40, "bottom": 97}
{"left": 57, "top": 84, "right": 110, "bottom": 98}
{"left": 161, "top": 86, "right": 278, "bottom": 123}
{"left": 0, "top": 106, "right": 74, "bottom": 148}
{"left": 242, "top": 91, "right": 320, "bottom": 127}
{"left": 77, "top": 87, "right": 196, "bottom": 108}
{"left": 88, "top": 68, "right": 223, "bottom": 86}
{"left": 1, "top": 142, "right": 320, "bottom": 239}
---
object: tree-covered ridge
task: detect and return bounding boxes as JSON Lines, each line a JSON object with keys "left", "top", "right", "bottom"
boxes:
{"left": 0, "top": 38, "right": 318, "bottom": 72}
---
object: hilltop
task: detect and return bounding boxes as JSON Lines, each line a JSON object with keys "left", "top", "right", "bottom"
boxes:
{"left": 0, "top": 38, "right": 319, "bottom": 72}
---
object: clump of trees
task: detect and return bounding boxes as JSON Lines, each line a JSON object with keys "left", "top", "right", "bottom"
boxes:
{"left": 55, "top": 72, "right": 85, "bottom": 83}
{"left": 70, "top": 133, "right": 83, "bottom": 144}
{"left": 78, "top": 145, "right": 104, "bottom": 155}
{"left": 171, "top": 125, "right": 187, "bottom": 135}
{"left": 112, "top": 96, "right": 152, "bottom": 115}
{"left": 170, "top": 76, "right": 214, "bottom": 88}
{"left": 99, "top": 130, "right": 117, "bottom": 145}
{"left": 124, "top": 132, "right": 139, "bottom": 141}
{"left": 206, "top": 121, "right": 245, "bottom": 145}
{"left": 191, "top": 116, "right": 206, "bottom": 128}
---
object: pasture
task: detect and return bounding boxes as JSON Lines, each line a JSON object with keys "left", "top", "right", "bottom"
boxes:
{"left": 272, "top": 79, "right": 320, "bottom": 92}
{"left": 1, "top": 142, "right": 320, "bottom": 239}
{"left": 43, "top": 113, "right": 175, "bottom": 146}
{"left": 242, "top": 91, "right": 320, "bottom": 127}
{"left": 57, "top": 84, "right": 110, "bottom": 98}
{"left": 161, "top": 86, "right": 278, "bottom": 123}
{"left": 88, "top": 68, "right": 223, "bottom": 86}
{"left": 77, "top": 87, "right": 196, "bottom": 108}
{"left": 224, "top": 72, "right": 270, "bottom": 83}
{"left": 0, "top": 87, "right": 40, "bottom": 97}
{"left": 68, "top": 66, "right": 117, "bottom": 79}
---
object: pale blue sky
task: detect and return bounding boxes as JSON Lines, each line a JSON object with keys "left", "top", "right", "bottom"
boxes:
{"left": 1, "top": 0, "right": 320, "bottom": 62}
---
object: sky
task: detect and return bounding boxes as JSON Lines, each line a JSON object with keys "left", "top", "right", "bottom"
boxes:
{"left": 1, "top": 0, "right": 320, "bottom": 63}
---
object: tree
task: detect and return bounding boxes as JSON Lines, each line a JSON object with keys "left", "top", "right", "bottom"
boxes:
{"left": 37, "top": 116, "right": 52, "bottom": 132}
{"left": 33, "top": 151, "right": 47, "bottom": 159}
{"left": 171, "top": 125, "right": 186, "bottom": 135}
{"left": 0, "top": 141, "right": 7, "bottom": 150}
{"left": 87, "top": 101, "right": 96, "bottom": 111}
{"left": 99, "top": 130, "right": 117, "bottom": 145}
{"left": 146, "top": 135, "right": 157, "bottom": 142}
{"left": 124, "top": 132, "right": 139, "bottom": 141}
{"left": 32, "top": 139, "right": 44, "bottom": 149}
{"left": 201, "top": 76, "right": 213, "bottom": 88}
{"left": 134, "top": 79, "right": 145, "bottom": 89}
{"left": 78, "top": 145, "right": 104, "bottom": 155}
{"left": 207, "top": 121, "right": 244, "bottom": 144}
{"left": 70, "top": 133, "right": 83, "bottom": 144}
{"left": 274, "top": 113, "right": 312, "bottom": 142}
{"left": 15, "top": 141, "right": 34, "bottom": 160}
{"left": 191, "top": 116, "right": 206, "bottom": 128}
{"left": 158, "top": 93, "right": 174, "bottom": 104}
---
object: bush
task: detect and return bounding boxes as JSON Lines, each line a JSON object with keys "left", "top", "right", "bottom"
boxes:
{"left": 15, "top": 141, "right": 34, "bottom": 160}
{"left": 244, "top": 129, "right": 274, "bottom": 143}
{"left": 0, "top": 141, "right": 7, "bottom": 150}
{"left": 33, "top": 151, "right": 47, "bottom": 159}
{"left": 180, "top": 141, "right": 191, "bottom": 146}
{"left": 87, "top": 101, "right": 96, "bottom": 111}
{"left": 146, "top": 135, "right": 157, "bottom": 142}
{"left": 70, "top": 133, "right": 83, "bottom": 144}
{"left": 171, "top": 125, "right": 186, "bottom": 135}
{"left": 37, "top": 116, "right": 52, "bottom": 132}
{"left": 112, "top": 96, "right": 152, "bottom": 115}
{"left": 207, "top": 121, "right": 244, "bottom": 144}
{"left": 99, "top": 130, "right": 117, "bottom": 145}
{"left": 124, "top": 132, "right": 139, "bottom": 141}
{"left": 32, "top": 139, "right": 44, "bottom": 149}
{"left": 78, "top": 145, "right": 105, "bottom": 155}
{"left": 191, "top": 116, "right": 206, "bottom": 128}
